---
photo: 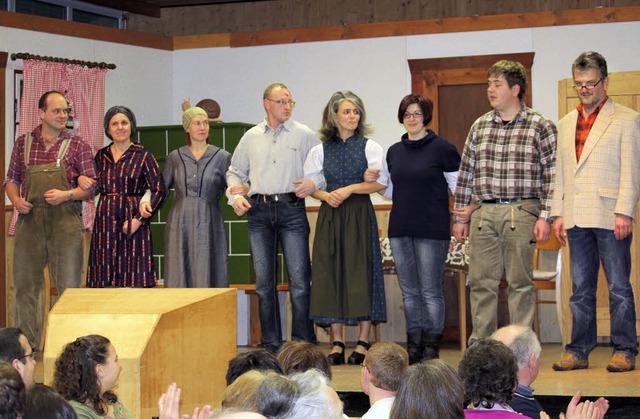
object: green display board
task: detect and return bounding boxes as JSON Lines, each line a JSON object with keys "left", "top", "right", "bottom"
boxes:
{"left": 137, "top": 122, "right": 289, "bottom": 285}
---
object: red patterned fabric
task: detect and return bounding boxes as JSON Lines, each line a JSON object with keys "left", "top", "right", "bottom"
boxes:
{"left": 9, "top": 60, "right": 107, "bottom": 234}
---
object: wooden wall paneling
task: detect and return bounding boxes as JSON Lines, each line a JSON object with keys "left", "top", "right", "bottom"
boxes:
{"left": 226, "top": 6, "right": 640, "bottom": 47}
{"left": 558, "top": 70, "right": 640, "bottom": 346}
{"left": 131, "top": 3, "right": 640, "bottom": 40}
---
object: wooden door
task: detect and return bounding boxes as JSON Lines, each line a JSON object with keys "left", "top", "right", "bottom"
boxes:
{"left": 409, "top": 53, "right": 534, "bottom": 343}
{"left": 558, "top": 70, "right": 640, "bottom": 345}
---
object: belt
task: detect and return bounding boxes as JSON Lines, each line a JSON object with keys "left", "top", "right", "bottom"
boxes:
{"left": 251, "top": 193, "right": 300, "bottom": 203}
{"left": 481, "top": 197, "right": 538, "bottom": 204}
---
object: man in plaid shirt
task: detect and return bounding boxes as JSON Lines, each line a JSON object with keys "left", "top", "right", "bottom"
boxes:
{"left": 452, "top": 60, "right": 557, "bottom": 344}
{"left": 4, "top": 91, "right": 96, "bottom": 348}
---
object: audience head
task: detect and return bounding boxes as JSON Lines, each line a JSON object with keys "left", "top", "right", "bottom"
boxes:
{"left": 256, "top": 373, "right": 299, "bottom": 418}
{"left": 222, "top": 370, "right": 271, "bottom": 411}
{"left": 53, "top": 335, "right": 121, "bottom": 415}
{"left": 361, "top": 342, "right": 408, "bottom": 395}
{"left": 0, "top": 328, "right": 36, "bottom": 390}
{"left": 226, "top": 350, "right": 283, "bottom": 386}
{"left": 277, "top": 341, "right": 331, "bottom": 381}
{"left": 0, "top": 361, "right": 25, "bottom": 419}
{"left": 23, "top": 384, "right": 77, "bottom": 419}
{"left": 390, "top": 359, "right": 465, "bottom": 419}
{"left": 319, "top": 90, "right": 372, "bottom": 142}
{"left": 103, "top": 105, "right": 137, "bottom": 141}
{"left": 458, "top": 339, "right": 519, "bottom": 408}
{"left": 487, "top": 60, "right": 527, "bottom": 100}
{"left": 213, "top": 410, "right": 267, "bottom": 419}
{"left": 492, "top": 325, "right": 541, "bottom": 386}
{"left": 287, "top": 369, "right": 343, "bottom": 419}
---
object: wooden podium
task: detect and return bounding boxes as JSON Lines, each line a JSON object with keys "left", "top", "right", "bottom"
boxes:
{"left": 43, "top": 288, "right": 237, "bottom": 418}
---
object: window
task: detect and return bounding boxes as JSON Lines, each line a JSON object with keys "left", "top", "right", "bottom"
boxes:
{"left": 73, "top": 9, "right": 119, "bottom": 28}
{"left": 6, "top": 0, "right": 125, "bottom": 29}
{"left": 15, "top": 0, "right": 65, "bottom": 19}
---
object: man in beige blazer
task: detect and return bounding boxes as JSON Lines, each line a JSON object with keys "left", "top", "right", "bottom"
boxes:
{"left": 551, "top": 51, "right": 640, "bottom": 373}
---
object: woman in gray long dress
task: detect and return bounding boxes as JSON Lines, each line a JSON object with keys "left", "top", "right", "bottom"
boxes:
{"left": 145, "top": 107, "right": 231, "bottom": 287}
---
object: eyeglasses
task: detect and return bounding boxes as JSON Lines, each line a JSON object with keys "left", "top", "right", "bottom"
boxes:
{"left": 18, "top": 348, "right": 38, "bottom": 363}
{"left": 573, "top": 78, "right": 604, "bottom": 90}
{"left": 191, "top": 120, "right": 210, "bottom": 127}
{"left": 266, "top": 98, "right": 296, "bottom": 108}
{"left": 403, "top": 111, "right": 424, "bottom": 120}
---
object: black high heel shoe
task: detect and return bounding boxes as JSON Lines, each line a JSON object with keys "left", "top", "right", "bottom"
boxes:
{"left": 347, "top": 340, "right": 371, "bottom": 365}
{"left": 328, "top": 341, "right": 346, "bottom": 365}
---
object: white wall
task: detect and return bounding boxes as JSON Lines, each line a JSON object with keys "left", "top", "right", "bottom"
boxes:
{"left": 173, "top": 21, "right": 640, "bottom": 153}
{"left": 1, "top": 27, "right": 173, "bottom": 141}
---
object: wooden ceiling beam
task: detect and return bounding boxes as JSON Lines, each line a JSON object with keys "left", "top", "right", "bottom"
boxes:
{"left": 81, "top": 0, "right": 161, "bottom": 18}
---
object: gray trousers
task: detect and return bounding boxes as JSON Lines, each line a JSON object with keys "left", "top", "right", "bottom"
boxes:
{"left": 468, "top": 200, "right": 539, "bottom": 342}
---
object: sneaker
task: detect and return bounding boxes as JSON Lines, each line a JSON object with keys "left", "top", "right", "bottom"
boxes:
{"left": 552, "top": 352, "right": 588, "bottom": 371}
{"left": 606, "top": 353, "right": 635, "bottom": 372}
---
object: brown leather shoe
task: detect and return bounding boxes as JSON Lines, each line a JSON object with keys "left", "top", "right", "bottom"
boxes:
{"left": 552, "top": 352, "right": 588, "bottom": 371}
{"left": 606, "top": 353, "right": 635, "bottom": 372}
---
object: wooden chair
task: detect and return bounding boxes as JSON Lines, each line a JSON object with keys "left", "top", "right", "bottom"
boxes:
{"left": 532, "top": 233, "right": 563, "bottom": 336}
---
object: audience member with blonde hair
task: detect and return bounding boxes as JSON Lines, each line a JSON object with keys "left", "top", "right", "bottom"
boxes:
{"left": 222, "top": 370, "right": 273, "bottom": 412}
{"left": 360, "top": 342, "right": 408, "bottom": 419}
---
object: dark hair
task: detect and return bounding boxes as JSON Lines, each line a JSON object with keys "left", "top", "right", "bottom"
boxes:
{"left": 0, "top": 329, "right": 26, "bottom": 363}
{"left": 319, "top": 90, "right": 372, "bottom": 142}
{"left": 38, "top": 91, "right": 65, "bottom": 111}
{"left": 256, "top": 373, "right": 299, "bottom": 417}
{"left": 397, "top": 94, "right": 434, "bottom": 126}
{"left": 23, "top": 384, "right": 77, "bottom": 419}
{"left": 0, "top": 361, "right": 25, "bottom": 419}
{"left": 390, "top": 360, "right": 465, "bottom": 419}
{"left": 103, "top": 105, "right": 137, "bottom": 141}
{"left": 53, "top": 335, "right": 117, "bottom": 416}
{"left": 365, "top": 342, "right": 408, "bottom": 392}
{"left": 488, "top": 60, "right": 527, "bottom": 100}
{"left": 277, "top": 341, "right": 332, "bottom": 381}
{"left": 572, "top": 51, "right": 608, "bottom": 79}
{"left": 458, "top": 339, "right": 518, "bottom": 408}
{"left": 226, "top": 350, "right": 284, "bottom": 386}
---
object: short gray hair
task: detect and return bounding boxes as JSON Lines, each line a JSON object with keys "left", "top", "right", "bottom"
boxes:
{"left": 492, "top": 325, "right": 541, "bottom": 367}
{"left": 286, "top": 369, "right": 342, "bottom": 419}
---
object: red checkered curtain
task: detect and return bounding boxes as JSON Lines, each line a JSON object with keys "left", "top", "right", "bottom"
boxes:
{"left": 9, "top": 60, "right": 107, "bottom": 234}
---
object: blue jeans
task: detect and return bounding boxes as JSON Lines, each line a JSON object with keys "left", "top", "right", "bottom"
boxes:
{"left": 390, "top": 237, "right": 448, "bottom": 334}
{"left": 566, "top": 226, "right": 638, "bottom": 359}
{"left": 248, "top": 198, "right": 316, "bottom": 350}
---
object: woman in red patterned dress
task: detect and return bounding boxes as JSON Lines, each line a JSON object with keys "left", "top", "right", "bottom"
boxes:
{"left": 86, "top": 106, "right": 165, "bottom": 287}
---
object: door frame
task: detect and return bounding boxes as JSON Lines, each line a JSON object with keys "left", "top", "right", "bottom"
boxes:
{"left": 409, "top": 52, "right": 534, "bottom": 134}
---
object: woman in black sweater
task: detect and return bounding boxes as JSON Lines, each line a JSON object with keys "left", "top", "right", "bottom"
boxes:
{"left": 385, "top": 94, "right": 460, "bottom": 364}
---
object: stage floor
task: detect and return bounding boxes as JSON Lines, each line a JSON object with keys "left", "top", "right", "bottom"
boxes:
{"left": 329, "top": 343, "right": 640, "bottom": 398}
